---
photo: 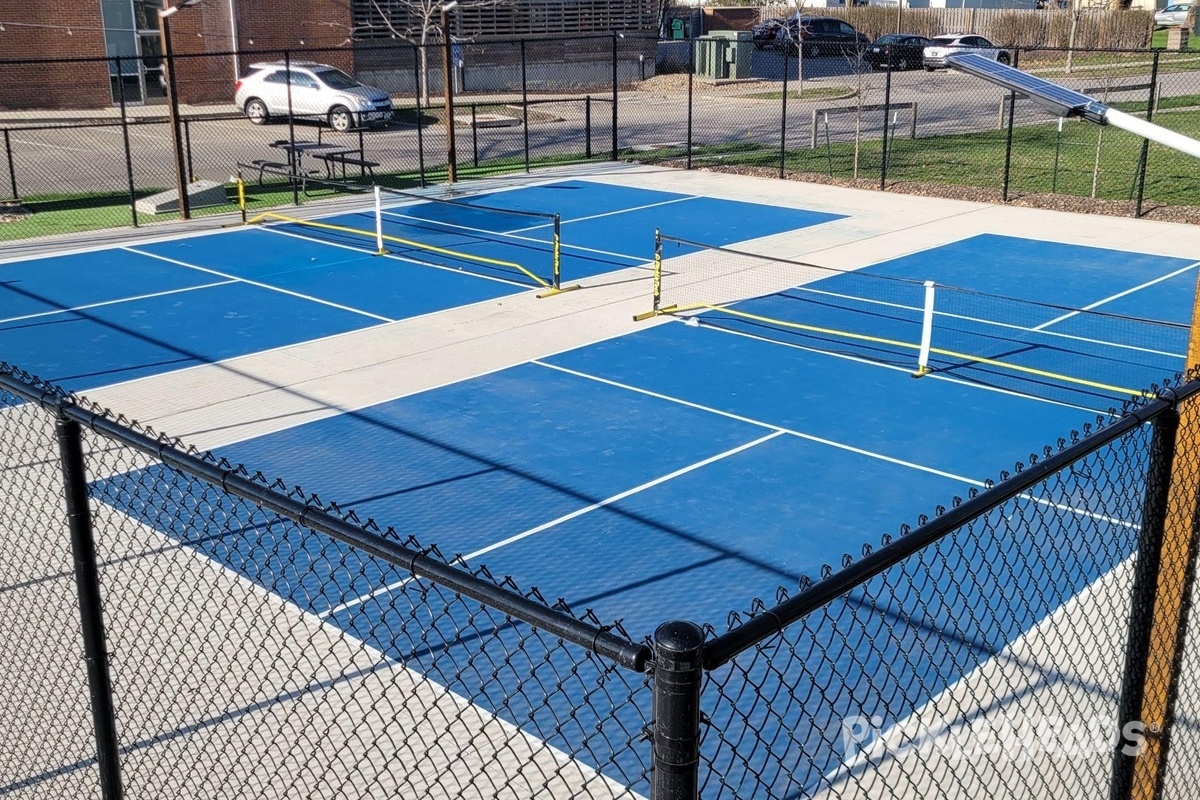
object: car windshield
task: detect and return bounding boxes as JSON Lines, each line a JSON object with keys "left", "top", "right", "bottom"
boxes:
{"left": 875, "top": 34, "right": 906, "bottom": 44}
{"left": 314, "top": 68, "right": 360, "bottom": 90}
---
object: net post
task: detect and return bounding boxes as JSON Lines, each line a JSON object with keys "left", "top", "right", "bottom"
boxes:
{"left": 633, "top": 229, "right": 662, "bottom": 321}
{"left": 374, "top": 186, "right": 385, "bottom": 254}
{"left": 913, "top": 280, "right": 935, "bottom": 377}
{"left": 552, "top": 214, "right": 561, "bottom": 291}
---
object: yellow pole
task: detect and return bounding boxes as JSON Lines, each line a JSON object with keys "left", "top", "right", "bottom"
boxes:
{"left": 1129, "top": 276, "right": 1200, "bottom": 799}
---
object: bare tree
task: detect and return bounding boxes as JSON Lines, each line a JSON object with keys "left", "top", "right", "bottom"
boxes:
{"left": 362, "top": 0, "right": 509, "bottom": 103}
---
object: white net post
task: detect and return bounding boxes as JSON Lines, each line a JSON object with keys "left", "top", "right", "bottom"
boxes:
{"left": 914, "top": 280, "right": 936, "bottom": 377}
{"left": 374, "top": 186, "right": 385, "bottom": 255}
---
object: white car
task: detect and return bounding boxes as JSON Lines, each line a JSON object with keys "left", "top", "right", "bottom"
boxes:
{"left": 234, "top": 61, "right": 394, "bottom": 131}
{"left": 923, "top": 34, "right": 1011, "bottom": 71}
{"left": 1155, "top": 3, "right": 1192, "bottom": 27}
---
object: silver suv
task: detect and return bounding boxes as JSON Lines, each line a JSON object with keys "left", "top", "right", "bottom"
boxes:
{"left": 234, "top": 62, "right": 394, "bottom": 131}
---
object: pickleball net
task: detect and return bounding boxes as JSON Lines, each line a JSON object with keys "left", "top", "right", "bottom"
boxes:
{"left": 638, "top": 232, "right": 1187, "bottom": 408}
{"left": 238, "top": 166, "right": 566, "bottom": 294}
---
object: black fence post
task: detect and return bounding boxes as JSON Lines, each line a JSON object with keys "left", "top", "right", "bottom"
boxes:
{"left": 779, "top": 43, "right": 790, "bottom": 179}
{"left": 1001, "top": 48, "right": 1019, "bottom": 203}
{"left": 651, "top": 620, "right": 704, "bottom": 800}
{"left": 471, "top": 103, "right": 479, "bottom": 168}
{"left": 183, "top": 118, "right": 194, "bottom": 183}
{"left": 521, "top": 40, "right": 530, "bottom": 173}
{"left": 686, "top": 38, "right": 694, "bottom": 170}
{"left": 1134, "top": 50, "right": 1160, "bottom": 219}
{"left": 1112, "top": 408, "right": 1179, "bottom": 800}
{"left": 414, "top": 45, "right": 426, "bottom": 187}
{"left": 3, "top": 129, "right": 16, "bottom": 200}
{"left": 286, "top": 50, "right": 298, "bottom": 206}
{"left": 585, "top": 95, "right": 593, "bottom": 158}
{"left": 115, "top": 57, "right": 138, "bottom": 228}
{"left": 611, "top": 32, "right": 619, "bottom": 160}
{"left": 56, "top": 417, "right": 124, "bottom": 800}
{"left": 880, "top": 57, "right": 892, "bottom": 191}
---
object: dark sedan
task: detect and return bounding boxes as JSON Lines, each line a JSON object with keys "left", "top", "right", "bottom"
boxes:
{"left": 863, "top": 34, "right": 932, "bottom": 71}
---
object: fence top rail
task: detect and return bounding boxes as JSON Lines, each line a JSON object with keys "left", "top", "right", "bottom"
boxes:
{"left": 0, "top": 363, "right": 651, "bottom": 673}
{"left": 702, "top": 377, "right": 1200, "bottom": 669}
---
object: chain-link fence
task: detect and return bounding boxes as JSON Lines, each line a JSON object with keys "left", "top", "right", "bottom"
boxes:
{"left": 6, "top": 38, "right": 1200, "bottom": 242}
{"left": 6, "top": 359, "right": 1200, "bottom": 800}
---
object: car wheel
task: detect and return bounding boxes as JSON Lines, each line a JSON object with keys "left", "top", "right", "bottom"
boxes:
{"left": 997, "top": 51, "right": 1011, "bottom": 65}
{"left": 244, "top": 98, "right": 270, "bottom": 125}
{"left": 897, "top": 57, "right": 909, "bottom": 71}
{"left": 925, "top": 65, "right": 936, "bottom": 72}
{"left": 328, "top": 106, "right": 354, "bottom": 132}
{"left": 807, "top": 43, "right": 821, "bottom": 58}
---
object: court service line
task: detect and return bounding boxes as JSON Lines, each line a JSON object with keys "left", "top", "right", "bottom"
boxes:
{"left": 0, "top": 280, "right": 236, "bottom": 325}
{"left": 1034, "top": 260, "right": 1200, "bottom": 331}
{"left": 259, "top": 225, "right": 532, "bottom": 289}
{"left": 533, "top": 359, "right": 1135, "bottom": 531}
{"left": 321, "top": 430, "right": 785, "bottom": 619}
{"left": 123, "top": 246, "right": 397, "bottom": 322}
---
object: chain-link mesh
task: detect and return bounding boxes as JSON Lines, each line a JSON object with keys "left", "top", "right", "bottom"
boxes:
{"left": 0, "top": 375, "right": 97, "bottom": 799}
{"left": 693, "top": 392, "right": 1200, "bottom": 800}
{"left": 0, "top": 365, "right": 650, "bottom": 799}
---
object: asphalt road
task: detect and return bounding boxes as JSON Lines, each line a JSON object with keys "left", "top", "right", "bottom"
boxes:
{"left": 1, "top": 53, "right": 1194, "bottom": 202}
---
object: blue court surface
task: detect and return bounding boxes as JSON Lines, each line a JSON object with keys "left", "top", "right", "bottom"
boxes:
{"left": 80, "top": 210, "right": 1196, "bottom": 797}
{"left": 0, "top": 179, "right": 838, "bottom": 390}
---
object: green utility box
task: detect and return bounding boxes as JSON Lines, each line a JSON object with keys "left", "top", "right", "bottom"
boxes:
{"left": 707, "top": 30, "right": 754, "bottom": 80}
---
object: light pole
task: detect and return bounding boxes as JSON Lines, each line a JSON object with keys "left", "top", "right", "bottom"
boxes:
{"left": 440, "top": 1, "right": 459, "bottom": 183}
{"left": 158, "top": 0, "right": 202, "bottom": 219}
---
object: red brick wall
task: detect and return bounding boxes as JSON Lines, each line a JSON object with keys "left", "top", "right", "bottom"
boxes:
{"left": 235, "top": 0, "right": 355, "bottom": 74}
{"left": 169, "top": 2, "right": 238, "bottom": 105}
{"left": 0, "top": 2, "right": 110, "bottom": 110}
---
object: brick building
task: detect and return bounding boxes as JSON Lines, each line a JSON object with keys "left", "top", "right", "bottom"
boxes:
{"left": 0, "top": 0, "right": 355, "bottom": 109}
{"left": 0, "top": 0, "right": 659, "bottom": 110}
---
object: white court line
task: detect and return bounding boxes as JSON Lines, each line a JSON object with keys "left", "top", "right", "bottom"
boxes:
{"left": 533, "top": 359, "right": 1135, "bottom": 531}
{"left": 0, "top": 280, "right": 236, "bottom": 325}
{"left": 258, "top": 224, "right": 533, "bottom": 289}
{"left": 122, "top": 246, "right": 396, "bottom": 322}
{"left": 1034, "top": 260, "right": 1200, "bottom": 331}
{"left": 322, "top": 430, "right": 786, "bottom": 619}
{"left": 786, "top": 285, "right": 1184, "bottom": 360}
{"left": 508, "top": 194, "right": 700, "bottom": 235}
{"left": 690, "top": 319, "right": 1113, "bottom": 416}
{"left": 379, "top": 209, "right": 645, "bottom": 265}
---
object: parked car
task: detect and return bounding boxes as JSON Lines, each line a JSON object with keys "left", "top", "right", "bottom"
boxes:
{"left": 1155, "top": 3, "right": 1192, "bottom": 26}
{"left": 234, "top": 61, "right": 394, "bottom": 131}
{"left": 752, "top": 18, "right": 788, "bottom": 49}
{"left": 787, "top": 16, "right": 871, "bottom": 58}
{"left": 863, "top": 34, "right": 933, "bottom": 70}
{"left": 922, "top": 34, "right": 1011, "bottom": 71}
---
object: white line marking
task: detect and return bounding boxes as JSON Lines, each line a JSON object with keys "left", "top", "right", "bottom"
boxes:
{"left": 1034, "top": 260, "right": 1200, "bottom": 331}
{"left": 692, "top": 319, "right": 1114, "bottom": 416}
{"left": 322, "top": 430, "right": 785, "bottom": 618}
{"left": 532, "top": 359, "right": 1136, "bottom": 530}
{"left": 11, "top": 137, "right": 97, "bottom": 154}
{"left": 379, "top": 209, "right": 645, "bottom": 264}
{"left": 0, "top": 280, "right": 236, "bottom": 325}
{"left": 258, "top": 224, "right": 534, "bottom": 289}
{"left": 556, "top": 195, "right": 700, "bottom": 228}
{"left": 791, "top": 285, "right": 1184, "bottom": 359}
{"left": 122, "top": 246, "right": 396, "bottom": 322}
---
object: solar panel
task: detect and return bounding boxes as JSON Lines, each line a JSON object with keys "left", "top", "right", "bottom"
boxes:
{"left": 946, "top": 52, "right": 1109, "bottom": 123}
